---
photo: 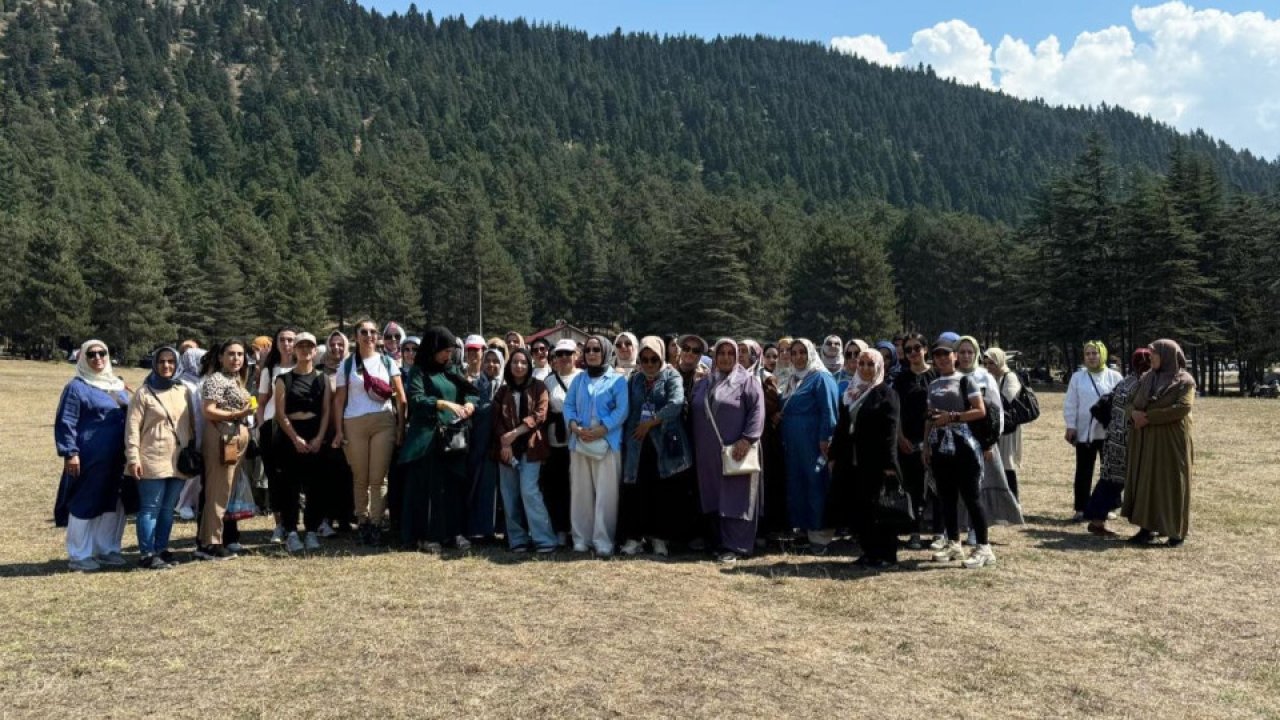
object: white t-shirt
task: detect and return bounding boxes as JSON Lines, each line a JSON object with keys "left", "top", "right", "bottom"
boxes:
{"left": 336, "top": 354, "right": 401, "bottom": 419}
{"left": 257, "top": 365, "right": 294, "bottom": 422}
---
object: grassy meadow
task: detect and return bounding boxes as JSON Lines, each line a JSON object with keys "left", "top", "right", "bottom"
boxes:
{"left": 1, "top": 359, "right": 1278, "bottom": 719}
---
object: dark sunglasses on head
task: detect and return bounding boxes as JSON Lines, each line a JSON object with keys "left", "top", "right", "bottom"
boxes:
{"left": 85, "top": 350, "right": 108, "bottom": 359}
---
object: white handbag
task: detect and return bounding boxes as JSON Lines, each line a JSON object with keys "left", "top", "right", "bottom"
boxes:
{"left": 704, "top": 387, "right": 761, "bottom": 476}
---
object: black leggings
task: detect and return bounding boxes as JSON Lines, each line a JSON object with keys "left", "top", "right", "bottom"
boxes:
{"left": 1074, "top": 440, "right": 1104, "bottom": 511}
{"left": 276, "top": 417, "right": 325, "bottom": 533}
{"left": 932, "top": 444, "right": 988, "bottom": 545}
{"left": 540, "top": 445, "right": 571, "bottom": 535}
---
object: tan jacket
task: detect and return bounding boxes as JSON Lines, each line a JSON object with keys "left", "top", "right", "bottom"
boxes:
{"left": 125, "top": 383, "right": 196, "bottom": 478}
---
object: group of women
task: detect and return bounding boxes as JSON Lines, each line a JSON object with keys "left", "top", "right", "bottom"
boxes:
{"left": 51, "top": 324, "right": 1193, "bottom": 572}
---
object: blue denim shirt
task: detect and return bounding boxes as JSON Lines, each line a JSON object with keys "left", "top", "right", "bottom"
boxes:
{"left": 622, "top": 367, "right": 692, "bottom": 483}
{"left": 563, "top": 369, "right": 629, "bottom": 453}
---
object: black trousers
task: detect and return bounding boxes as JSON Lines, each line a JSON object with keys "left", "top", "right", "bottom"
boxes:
{"left": 932, "top": 445, "right": 988, "bottom": 545}
{"left": 852, "top": 468, "right": 898, "bottom": 563}
{"left": 277, "top": 417, "right": 325, "bottom": 533}
{"left": 618, "top": 439, "right": 690, "bottom": 543}
{"left": 401, "top": 451, "right": 467, "bottom": 545}
{"left": 1074, "top": 440, "right": 1104, "bottom": 511}
{"left": 540, "top": 445, "right": 572, "bottom": 535}
{"left": 320, "top": 437, "right": 355, "bottom": 527}
{"left": 1005, "top": 470, "right": 1019, "bottom": 500}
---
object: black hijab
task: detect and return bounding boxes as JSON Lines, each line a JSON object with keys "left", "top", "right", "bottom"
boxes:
{"left": 417, "top": 326, "right": 478, "bottom": 396}
{"left": 583, "top": 335, "right": 615, "bottom": 378}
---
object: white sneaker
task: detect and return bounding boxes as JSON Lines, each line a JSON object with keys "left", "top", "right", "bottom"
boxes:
{"left": 1107, "top": 511, "right": 1119, "bottom": 520}
{"left": 652, "top": 539, "right": 669, "bottom": 557}
{"left": 270, "top": 525, "right": 286, "bottom": 543}
{"left": 285, "top": 532, "right": 303, "bottom": 553}
{"left": 304, "top": 532, "right": 321, "bottom": 551}
{"left": 621, "top": 539, "right": 644, "bottom": 556}
{"left": 68, "top": 557, "right": 100, "bottom": 572}
{"left": 931, "top": 541, "right": 964, "bottom": 563}
{"left": 178, "top": 506, "right": 196, "bottom": 521}
{"left": 929, "top": 535, "right": 950, "bottom": 552}
{"left": 455, "top": 536, "right": 472, "bottom": 550}
{"left": 316, "top": 523, "right": 336, "bottom": 538}
{"left": 963, "top": 544, "right": 997, "bottom": 569}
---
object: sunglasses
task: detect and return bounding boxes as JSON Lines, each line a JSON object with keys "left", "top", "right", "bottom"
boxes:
{"left": 402, "top": 345, "right": 418, "bottom": 353}
{"left": 856, "top": 361, "right": 877, "bottom": 368}
{"left": 584, "top": 347, "right": 603, "bottom": 355}
{"left": 554, "top": 351, "right": 574, "bottom": 358}
{"left": 384, "top": 334, "right": 399, "bottom": 340}
{"left": 532, "top": 345, "right": 548, "bottom": 352}
{"left": 905, "top": 344, "right": 924, "bottom": 353}
{"left": 680, "top": 346, "right": 700, "bottom": 354}
{"left": 85, "top": 350, "right": 108, "bottom": 359}
{"left": 357, "top": 329, "right": 378, "bottom": 337}
{"left": 615, "top": 342, "right": 633, "bottom": 348}
{"left": 844, "top": 351, "right": 856, "bottom": 359}
{"left": 640, "top": 356, "right": 662, "bottom": 365}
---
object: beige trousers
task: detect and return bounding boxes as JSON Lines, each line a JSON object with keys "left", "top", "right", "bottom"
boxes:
{"left": 200, "top": 421, "right": 249, "bottom": 546}
{"left": 343, "top": 410, "right": 397, "bottom": 524}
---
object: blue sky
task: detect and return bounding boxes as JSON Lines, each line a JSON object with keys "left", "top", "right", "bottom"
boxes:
{"left": 358, "top": 2, "right": 1280, "bottom": 159}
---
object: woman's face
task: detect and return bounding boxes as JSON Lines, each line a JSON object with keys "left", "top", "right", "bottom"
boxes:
{"left": 667, "top": 340, "right": 680, "bottom": 363}
{"left": 154, "top": 350, "right": 177, "bottom": 379}
{"left": 780, "top": 343, "right": 792, "bottom": 368}
{"left": 400, "top": 343, "right": 418, "bottom": 365}
{"left": 932, "top": 349, "right": 955, "bottom": 374}
{"left": 465, "top": 347, "right": 481, "bottom": 367}
{"left": 277, "top": 330, "right": 297, "bottom": 360}
{"left": 509, "top": 353, "right": 529, "bottom": 379}
{"left": 856, "top": 353, "right": 878, "bottom": 382}
{"left": 737, "top": 343, "right": 751, "bottom": 368}
{"left": 715, "top": 343, "right": 737, "bottom": 373}
{"left": 506, "top": 333, "right": 523, "bottom": 349}
{"left": 383, "top": 331, "right": 400, "bottom": 356}
{"left": 903, "top": 339, "right": 926, "bottom": 367}
{"left": 639, "top": 348, "right": 662, "bottom": 378}
{"left": 1084, "top": 346, "right": 1101, "bottom": 370}
{"left": 433, "top": 348, "right": 452, "bottom": 367}
{"left": 220, "top": 343, "right": 246, "bottom": 374}
{"left": 678, "top": 340, "right": 701, "bottom": 372}
{"left": 823, "top": 337, "right": 843, "bottom": 357}
{"left": 294, "top": 343, "right": 316, "bottom": 365}
{"left": 878, "top": 348, "right": 893, "bottom": 366}
{"left": 530, "top": 343, "right": 549, "bottom": 365}
{"left": 763, "top": 348, "right": 778, "bottom": 371}
{"left": 85, "top": 345, "right": 108, "bottom": 372}
{"left": 956, "top": 342, "right": 978, "bottom": 371}
{"left": 843, "top": 347, "right": 859, "bottom": 373}
{"left": 483, "top": 353, "right": 502, "bottom": 379}
{"left": 356, "top": 324, "right": 378, "bottom": 351}
{"left": 615, "top": 336, "right": 635, "bottom": 362}
{"left": 583, "top": 340, "right": 605, "bottom": 368}
{"left": 983, "top": 354, "right": 1001, "bottom": 374}
{"left": 1149, "top": 351, "right": 1162, "bottom": 371}
{"left": 554, "top": 349, "right": 576, "bottom": 372}
{"left": 328, "top": 336, "right": 348, "bottom": 362}
{"left": 791, "top": 343, "right": 808, "bottom": 370}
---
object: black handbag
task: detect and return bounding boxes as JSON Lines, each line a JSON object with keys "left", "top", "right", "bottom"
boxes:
{"left": 876, "top": 476, "right": 916, "bottom": 530}
{"left": 1087, "top": 373, "right": 1114, "bottom": 429}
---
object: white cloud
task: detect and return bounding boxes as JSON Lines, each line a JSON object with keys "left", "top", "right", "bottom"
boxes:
{"left": 831, "top": 2, "right": 1280, "bottom": 160}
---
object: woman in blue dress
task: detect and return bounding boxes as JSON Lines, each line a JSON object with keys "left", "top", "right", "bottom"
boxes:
{"left": 55, "top": 339, "right": 132, "bottom": 572}
{"left": 780, "top": 338, "right": 839, "bottom": 553}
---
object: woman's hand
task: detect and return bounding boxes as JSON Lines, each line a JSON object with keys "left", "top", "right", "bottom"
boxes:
{"left": 127, "top": 462, "right": 142, "bottom": 480}
{"left": 819, "top": 440, "right": 830, "bottom": 459}
{"left": 898, "top": 435, "right": 914, "bottom": 455}
{"left": 307, "top": 437, "right": 324, "bottom": 454}
{"left": 64, "top": 456, "right": 80, "bottom": 477}
{"left": 331, "top": 430, "right": 344, "bottom": 449}
{"left": 293, "top": 435, "right": 308, "bottom": 453}
{"left": 730, "top": 438, "right": 751, "bottom": 462}
{"left": 580, "top": 426, "right": 604, "bottom": 442}
{"left": 1064, "top": 428, "right": 1077, "bottom": 444}
{"left": 632, "top": 419, "right": 658, "bottom": 441}
{"left": 1131, "top": 410, "right": 1149, "bottom": 430}
{"left": 932, "top": 411, "right": 950, "bottom": 428}
{"left": 500, "top": 446, "right": 514, "bottom": 465}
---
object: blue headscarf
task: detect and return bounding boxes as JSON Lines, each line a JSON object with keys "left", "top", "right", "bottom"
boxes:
{"left": 145, "top": 347, "right": 180, "bottom": 391}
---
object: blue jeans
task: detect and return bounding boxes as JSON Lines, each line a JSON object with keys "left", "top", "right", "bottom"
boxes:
{"left": 137, "top": 477, "right": 185, "bottom": 555}
{"left": 499, "top": 459, "right": 556, "bottom": 550}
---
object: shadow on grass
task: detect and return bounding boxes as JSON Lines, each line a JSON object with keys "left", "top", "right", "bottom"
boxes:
{"left": 722, "top": 557, "right": 958, "bottom": 581}
{"left": 1022, "top": 526, "right": 1119, "bottom": 553}
{"left": 1022, "top": 513, "right": 1083, "bottom": 527}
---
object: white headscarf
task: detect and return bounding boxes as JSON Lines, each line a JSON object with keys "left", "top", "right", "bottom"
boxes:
{"left": 75, "top": 339, "right": 126, "bottom": 392}
{"left": 821, "top": 335, "right": 844, "bottom": 373}
{"left": 479, "top": 347, "right": 506, "bottom": 401}
{"left": 782, "top": 338, "right": 825, "bottom": 399}
{"left": 614, "top": 332, "right": 638, "bottom": 378}
{"left": 843, "top": 349, "right": 885, "bottom": 409}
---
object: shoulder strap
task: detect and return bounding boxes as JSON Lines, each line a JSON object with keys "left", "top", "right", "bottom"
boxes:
{"left": 960, "top": 375, "right": 975, "bottom": 410}
{"left": 551, "top": 371, "right": 569, "bottom": 393}
{"left": 146, "top": 386, "right": 177, "bottom": 433}
{"left": 703, "top": 382, "right": 726, "bottom": 446}
{"left": 1087, "top": 371, "right": 1101, "bottom": 397}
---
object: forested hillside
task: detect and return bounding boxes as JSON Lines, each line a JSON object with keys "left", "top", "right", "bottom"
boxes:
{"left": 0, "top": 0, "right": 1277, "bottom": 387}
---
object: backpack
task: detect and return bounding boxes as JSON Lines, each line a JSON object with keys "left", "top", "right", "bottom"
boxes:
{"left": 961, "top": 375, "right": 1000, "bottom": 450}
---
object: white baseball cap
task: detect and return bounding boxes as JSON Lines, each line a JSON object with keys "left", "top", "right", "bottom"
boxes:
{"left": 554, "top": 339, "right": 578, "bottom": 354}
{"left": 464, "top": 334, "right": 486, "bottom": 350}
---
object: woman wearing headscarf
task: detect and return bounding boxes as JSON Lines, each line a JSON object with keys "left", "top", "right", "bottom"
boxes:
{"left": 1122, "top": 340, "right": 1195, "bottom": 546}
{"left": 820, "top": 335, "right": 845, "bottom": 374}
{"left": 833, "top": 339, "right": 870, "bottom": 389}
{"left": 541, "top": 339, "right": 582, "bottom": 546}
{"left": 465, "top": 346, "right": 506, "bottom": 544}
{"left": 273, "top": 333, "right": 332, "bottom": 553}
{"left": 875, "top": 340, "right": 900, "bottom": 382}
{"left": 780, "top": 338, "right": 840, "bottom": 552}
{"left": 891, "top": 332, "right": 938, "bottom": 550}
{"left": 400, "top": 327, "right": 478, "bottom": 551}
{"left": 321, "top": 331, "right": 355, "bottom": 534}
{"left": 955, "top": 336, "right": 1023, "bottom": 531}
{"left": 563, "top": 335, "right": 630, "bottom": 555}
{"left": 828, "top": 349, "right": 902, "bottom": 568}
{"left": 614, "top": 332, "right": 639, "bottom": 379}
{"left": 126, "top": 346, "right": 196, "bottom": 569}
{"left": 1064, "top": 340, "right": 1124, "bottom": 520}
{"left": 618, "top": 336, "right": 692, "bottom": 557}
{"left": 196, "top": 339, "right": 255, "bottom": 561}
{"left": 382, "top": 321, "right": 406, "bottom": 365}
{"left": 1086, "top": 348, "right": 1153, "bottom": 536}
{"left": 55, "top": 340, "right": 132, "bottom": 571}
{"left": 674, "top": 334, "right": 711, "bottom": 548}
{"left": 745, "top": 340, "right": 788, "bottom": 546}
{"left": 173, "top": 347, "right": 208, "bottom": 522}
{"left": 761, "top": 343, "right": 779, "bottom": 375}
{"left": 493, "top": 347, "right": 556, "bottom": 553}
{"left": 692, "top": 339, "right": 766, "bottom": 562}
{"left": 983, "top": 347, "right": 1023, "bottom": 499}
{"left": 775, "top": 337, "right": 794, "bottom": 391}
{"left": 333, "top": 319, "right": 406, "bottom": 546}
{"left": 923, "top": 339, "right": 994, "bottom": 569}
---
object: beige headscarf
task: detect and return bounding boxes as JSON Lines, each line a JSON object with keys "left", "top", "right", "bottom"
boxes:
{"left": 637, "top": 336, "right": 667, "bottom": 378}
{"left": 1132, "top": 339, "right": 1195, "bottom": 410}
{"left": 75, "top": 340, "right": 126, "bottom": 392}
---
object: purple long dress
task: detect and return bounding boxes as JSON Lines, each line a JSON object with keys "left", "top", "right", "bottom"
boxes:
{"left": 691, "top": 364, "right": 766, "bottom": 555}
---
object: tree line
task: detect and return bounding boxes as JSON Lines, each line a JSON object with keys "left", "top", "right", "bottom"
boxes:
{"left": 0, "top": 1, "right": 1277, "bottom": 389}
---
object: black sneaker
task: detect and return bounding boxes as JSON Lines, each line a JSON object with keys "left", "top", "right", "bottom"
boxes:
{"left": 159, "top": 550, "right": 180, "bottom": 565}
{"left": 139, "top": 554, "right": 171, "bottom": 570}
{"left": 358, "top": 523, "right": 374, "bottom": 546}
{"left": 195, "top": 545, "right": 234, "bottom": 560}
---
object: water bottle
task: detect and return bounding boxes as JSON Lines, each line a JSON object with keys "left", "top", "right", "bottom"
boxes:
{"left": 814, "top": 455, "right": 827, "bottom": 474}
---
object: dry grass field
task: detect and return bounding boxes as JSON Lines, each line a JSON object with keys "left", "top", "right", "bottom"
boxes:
{"left": 1, "top": 359, "right": 1278, "bottom": 719}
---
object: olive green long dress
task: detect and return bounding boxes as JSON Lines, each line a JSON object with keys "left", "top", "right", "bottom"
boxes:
{"left": 1121, "top": 380, "right": 1194, "bottom": 538}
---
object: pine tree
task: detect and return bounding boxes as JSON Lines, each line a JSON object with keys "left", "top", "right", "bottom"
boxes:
{"left": 16, "top": 226, "right": 92, "bottom": 355}
{"left": 787, "top": 217, "right": 897, "bottom": 341}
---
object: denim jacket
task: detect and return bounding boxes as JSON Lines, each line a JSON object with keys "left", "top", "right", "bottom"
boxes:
{"left": 622, "top": 366, "right": 693, "bottom": 483}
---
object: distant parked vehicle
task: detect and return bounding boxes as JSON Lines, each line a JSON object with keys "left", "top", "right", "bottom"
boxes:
{"left": 1250, "top": 376, "right": 1280, "bottom": 398}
